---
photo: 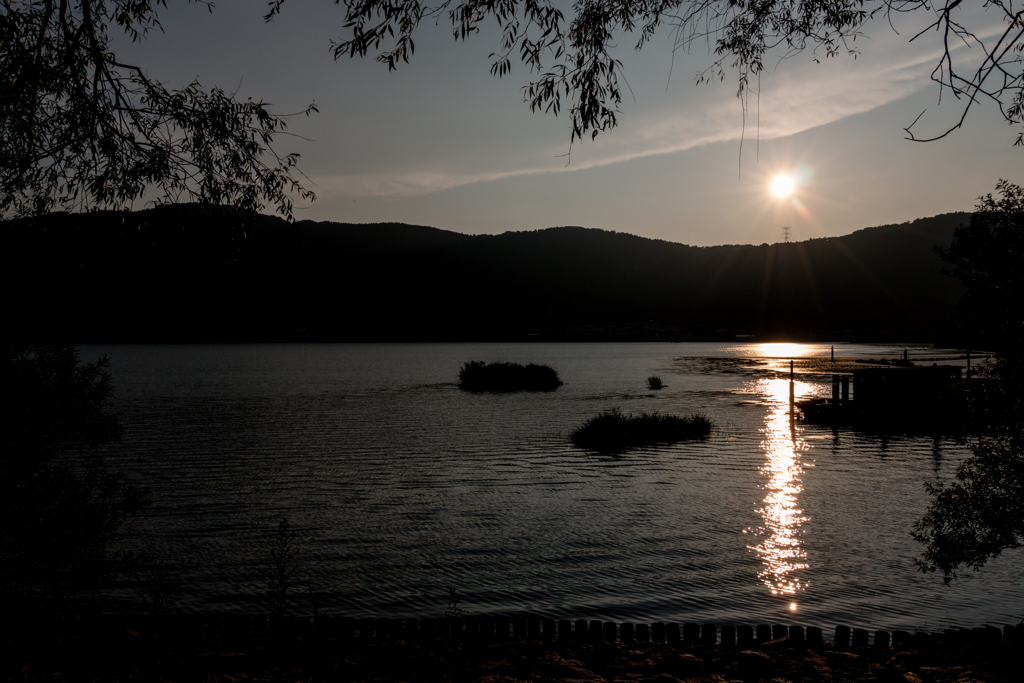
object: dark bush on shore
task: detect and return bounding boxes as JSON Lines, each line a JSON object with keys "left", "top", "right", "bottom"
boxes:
{"left": 458, "top": 361, "right": 563, "bottom": 392}
{"left": 571, "top": 408, "right": 711, "bottom": 451}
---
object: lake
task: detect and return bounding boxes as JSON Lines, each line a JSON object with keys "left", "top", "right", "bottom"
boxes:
{"left": 83, "top": 341, "right": 1023, "bottom": 633}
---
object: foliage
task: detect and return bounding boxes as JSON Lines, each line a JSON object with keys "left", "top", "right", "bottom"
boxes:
{"left": 266, "top": 517, "right": 299, "bottom": 616}
{"left": 647, "top": 375, "right": 663, "bottom": 390}
{"left": 936, "top": 179, "right": 1024, "bottom": 376}
{"left": 570, "top": 408, "right": 711, "bottom": 451}
{"left": 1, "top": 0, "right": 317, "bottom": 218}
{"left": 916, "top": 180, "right": 1024, "bottom": 583}
{"left": 444, "top": 586, "right": 464, "bottom": 619}
{"left": 268, "top": 0, "right": 1024, "bottom": 147}
{"left": 458, "top": 360, "right": 563, "bottom": 392}
{"left": 913, "top": 433, "right": 1024, "bottom": 584}
{"left": 0, "top": 343, "right": 150, "bottom": 610}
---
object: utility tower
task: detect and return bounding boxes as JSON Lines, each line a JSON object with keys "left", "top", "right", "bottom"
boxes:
{"left": 781, "top": 226, "right": 791, "bottom": 243}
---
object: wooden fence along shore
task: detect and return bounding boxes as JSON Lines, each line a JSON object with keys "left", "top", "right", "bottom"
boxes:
{"left": 39, "top": 614, "right": 1022, "bottom": 650}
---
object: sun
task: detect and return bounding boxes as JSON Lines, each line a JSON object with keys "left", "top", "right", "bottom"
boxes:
{"left": 771, "top": 174, "right": 795, "bottom": 198}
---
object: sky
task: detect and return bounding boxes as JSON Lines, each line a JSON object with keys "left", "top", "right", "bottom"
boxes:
{"left": 114, "top": 1, "right": 1022, "bottom": 247}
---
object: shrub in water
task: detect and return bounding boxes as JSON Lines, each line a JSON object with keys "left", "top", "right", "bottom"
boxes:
{"left": 647, "top": 375, "right": 663, "bottom": 390}
{"left": 458, "top": 361, "right": 563, "bottom": 392}
{"left": 571, "top": 408, "right": 711, "bottom": 451}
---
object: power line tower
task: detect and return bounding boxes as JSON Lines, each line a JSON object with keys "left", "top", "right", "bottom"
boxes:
{"left": 781, "top": 226, "right": 791, "bottom": 243}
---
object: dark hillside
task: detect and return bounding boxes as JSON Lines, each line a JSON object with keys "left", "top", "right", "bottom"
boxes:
{"left": 2, "top": 206, "right": 968, "bottom": 342}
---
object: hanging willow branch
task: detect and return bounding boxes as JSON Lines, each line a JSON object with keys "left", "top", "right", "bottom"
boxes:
{"left": 1, "top": 0, "right": 318, "bottom": 218}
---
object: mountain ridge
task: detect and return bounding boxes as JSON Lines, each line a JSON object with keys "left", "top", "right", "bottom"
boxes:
{"left": 2, "top": 206, "right": 971, "bottom": 343}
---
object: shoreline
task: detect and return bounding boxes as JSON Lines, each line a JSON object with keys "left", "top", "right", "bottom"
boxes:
{"left": 8, "top": 617, "right": 1019, "bottom": 682}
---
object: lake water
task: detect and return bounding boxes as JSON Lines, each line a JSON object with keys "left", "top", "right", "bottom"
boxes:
{"left": 83, "top": 342, "right": 1023, "bottom": 633}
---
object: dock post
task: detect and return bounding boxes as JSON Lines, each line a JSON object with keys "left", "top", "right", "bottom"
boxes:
{"left": 789, "top": 361, "right": 795, "bottom": 422}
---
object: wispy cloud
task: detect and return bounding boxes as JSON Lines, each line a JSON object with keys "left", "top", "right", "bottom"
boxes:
{"left": 320, "top": 14, "right": 1004, "bottom": 199}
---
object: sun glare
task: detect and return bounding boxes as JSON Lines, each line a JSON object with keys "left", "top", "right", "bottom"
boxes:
{"left": 771, "top": 175, "right": 794, "bottom": 198}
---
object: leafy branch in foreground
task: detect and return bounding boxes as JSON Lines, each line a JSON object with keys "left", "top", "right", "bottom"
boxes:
{"left": 913, "top": 433, "right": 1024, "bottom": 584}
{"left": 1, "top": 0, "right": 317, "bottom": 218}
{"left": 0, "top": 344, "right": 150, "bottom": 611}
{"left": 274, "top": 0, "right": 1024, "bottom": 148}
{"left": 916, "top": 179, "right": 1024, "bottom": 584}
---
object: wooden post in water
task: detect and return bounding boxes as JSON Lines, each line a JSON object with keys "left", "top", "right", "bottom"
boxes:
{"left": 789, "top": 360, "right": 795, "bottom": 422}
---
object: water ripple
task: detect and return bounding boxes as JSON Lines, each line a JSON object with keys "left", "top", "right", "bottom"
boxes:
{"left": 86, "top": 342, "right": 1022, "bottom": 631}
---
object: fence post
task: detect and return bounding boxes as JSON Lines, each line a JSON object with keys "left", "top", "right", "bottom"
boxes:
{"left": 851, "top": 628, "right": 870, "bottom": 648}
{"left": 528, "top": 615, "right": 540, "bottom": 640}
{"left": 479, "top": 617, "right": 495, "bottom": 641}
{"left": 834, "top": 625, "right": 851, "bottom": 648}
{"left": 558, "top": 620, "right": 572, "bottom": 640}
{"left": 806, "top": 626, "right": 823, "bottom": 647}
{"left": 575, "top": 619, "right": 589, "bottom": 641}
{"left": 513, "top": 617, "right": 528, "bottom": 640}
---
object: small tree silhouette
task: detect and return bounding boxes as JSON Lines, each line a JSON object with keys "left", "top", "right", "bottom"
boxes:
{"left": 266, "top": 518, "right": 299, "bottom": 616}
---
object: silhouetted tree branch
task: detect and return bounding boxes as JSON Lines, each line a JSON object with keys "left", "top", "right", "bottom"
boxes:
{"left": 1, "top": 0, "right": 318, "bottom": 218}
{"left": 269, "top": 0, "right": 1024, "bottom": 147}
{"left": 914, "top": 433, "right": 1024, "bottom": 583}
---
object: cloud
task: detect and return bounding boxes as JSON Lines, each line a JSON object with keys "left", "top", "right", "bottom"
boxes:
{"left": 318, "top": 9, "right": 1007, "bottom": 199}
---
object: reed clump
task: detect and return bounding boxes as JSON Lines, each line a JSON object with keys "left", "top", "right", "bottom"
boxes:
{"left": 647, "top": 375, "right": 663, "bottom": 390}
{"left": 571, "top": 408, "right": 711, "bottom": 451}
{"left": 458, "top": 361, "right": 563, "bottom": 392}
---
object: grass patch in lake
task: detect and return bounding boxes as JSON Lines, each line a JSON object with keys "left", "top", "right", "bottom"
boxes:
{"left": 571, "top": 408, "right": 711, "bottom": 451}
{"left": 458, "top": 361, "right": 563, "bottom": 392}
{"left": 647, "top": 375, "right": 663, "bottom": 390}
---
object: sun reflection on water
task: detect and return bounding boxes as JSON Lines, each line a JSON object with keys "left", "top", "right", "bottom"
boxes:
{"left": 748, "top": 343, "right": 814, "bottom": 358}
{"left": 749, "top": 377, "right": 812, "bottom": 600}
